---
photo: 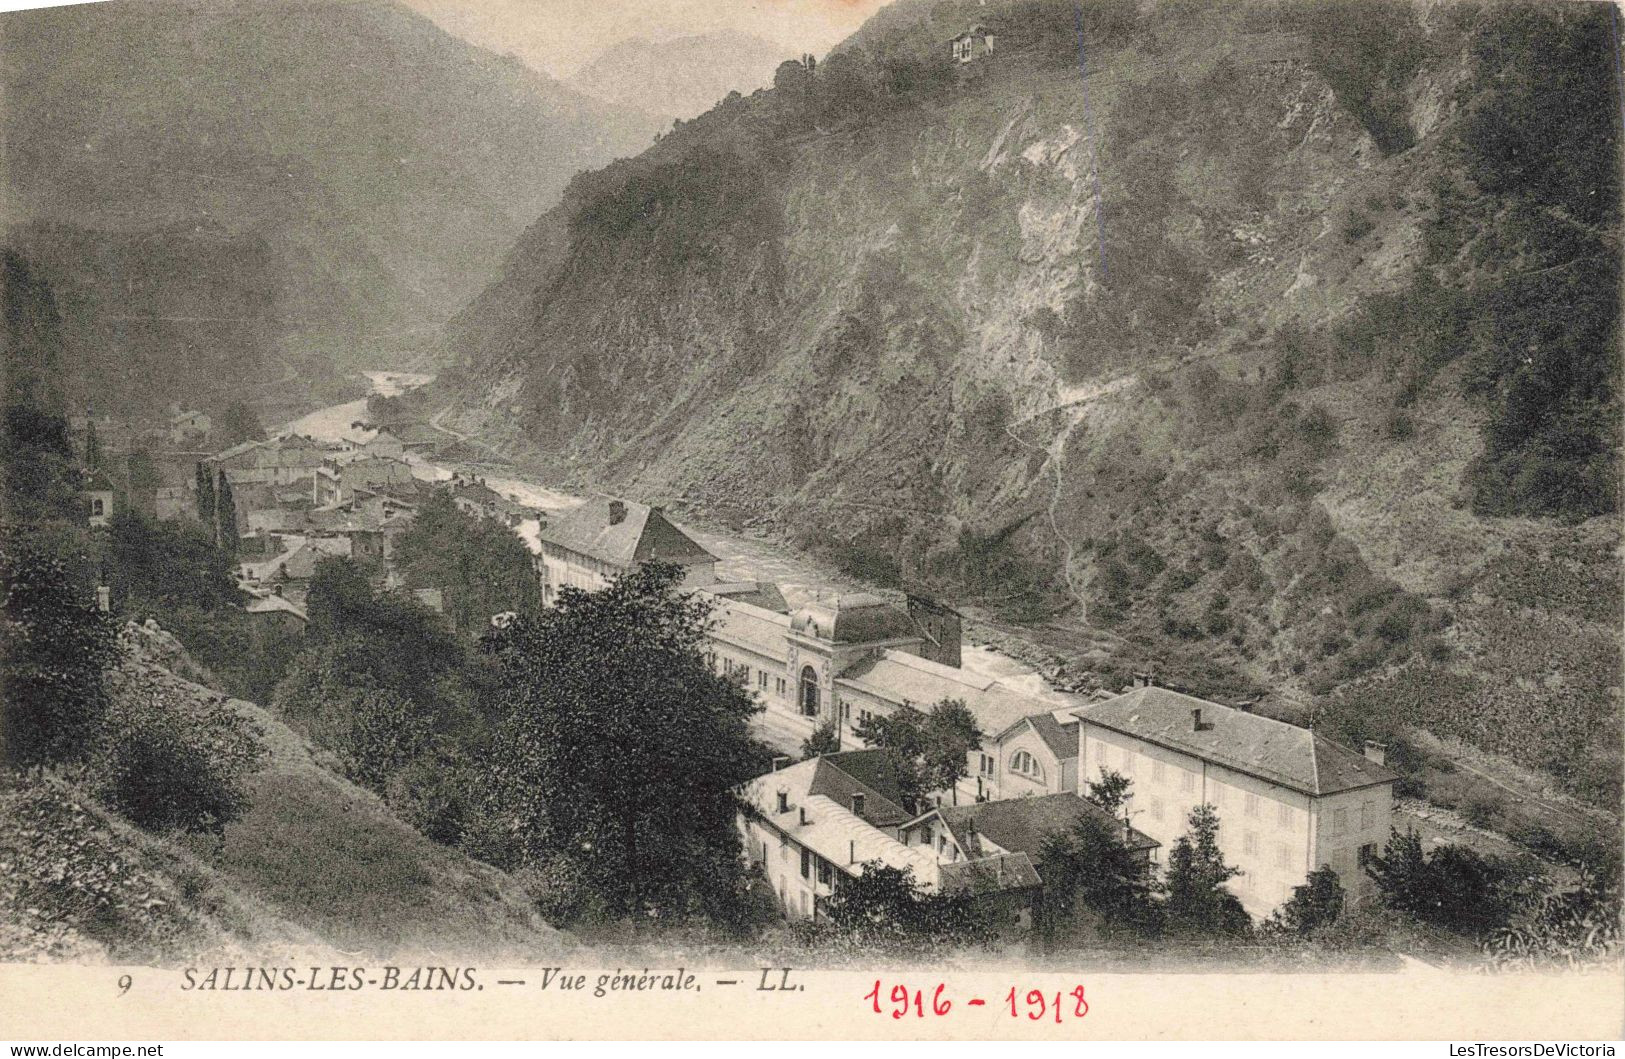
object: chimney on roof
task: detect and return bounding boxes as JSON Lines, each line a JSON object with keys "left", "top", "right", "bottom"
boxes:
{"left": 849, "top": 839, "right": 856, "bottom": 865}
{"left": 1134, "top": 670, "right": 1155, "bottom": 688}
{"left": 608, "top": 499, "right": 627, "bottom": 526}
{"left": 1364, "top": 741, "right": 1387, "bottom": 766}
{"left": 1236, "top": 698, "right": 1256, "bottom": 713}
{"left": 851, "top": 793, "right": 866, "bottom": 818}
{"left": 799, "top": 806, "right": 808, "bottom": 826}
{"left": 772, "top": 755, "right": 790, "bottom": 771}
{"left": 776, "top": 790, "right": 789, "bottom": 814}
{"left": 1192, "top": 707, "right": 1213, "bottom": 732}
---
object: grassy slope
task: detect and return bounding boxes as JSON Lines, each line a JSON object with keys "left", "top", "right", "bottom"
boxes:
{"left": 2, "top": 631, "right": 566, "bottom": 963}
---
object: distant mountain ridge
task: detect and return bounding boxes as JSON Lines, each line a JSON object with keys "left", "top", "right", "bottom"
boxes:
{"left": 0, "top": 0, "right": 662, "bottom": 410}
{"left": 566, "top": 30, "right": 796, "bottom": 120}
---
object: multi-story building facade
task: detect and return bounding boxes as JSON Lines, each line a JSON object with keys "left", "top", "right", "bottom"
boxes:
{"left": 1072, "top": 686, "right": 1399, "bottom": 918}
{"left": 738, "top": 753, "right": 1157, "bottom": 932}
{"left": 737, "top": 750, "right": 933, "bottom": 921}
{"left": 706, "top": 585, "right": 1061, "bottom": 804}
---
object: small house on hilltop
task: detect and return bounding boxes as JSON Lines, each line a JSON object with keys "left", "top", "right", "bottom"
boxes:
{"left": 949, "top": 24, "right": 995, "bottom": 64}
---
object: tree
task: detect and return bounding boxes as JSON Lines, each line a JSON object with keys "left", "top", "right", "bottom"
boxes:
{"left": 815, "top": 862, "right": 991, "bottom": 952}
{"left": 1267, "top": 866, "right": 1345, "bottom": 936}
{"left": 1367, "top": 829, "right": 1517, "bottom": 938}
{"left": 801, "top": 719, "right": 840, "bottom": 759}
{"left": 194, "top": 462, "right": 215, "bottom": 523}
{"left": 107, "top": 511, "right": 237, "bottom": 612}
{"left": 2, "top": 253, "right": 79, "bottom": 525}
{"left": 291, "top": 557, "right": 465, "bottom": 710}
{"left": 83, "top": 420, "right": 101, "bottom": 471}
{"left": 1485, "top": 867, "right": 1622, "bottom": 969}
{"left": 0, "top": 528, "right": 119, "bottom": 766}
{"left": 1162, "top": 803, "right": 1250, "bottom": 937}
{"left": 94, "top": 681, "right": 264, "bottom": 836}
{"left": 392, "top": 490, "right": 541, "bottom": 637}
{"left": 468, "top": 561, "right": 763, "bottom": 926}
{"left": 853, "top": 698, "right": 983, "bottom": 811}
{"left": 1087, "top": 767, "right": 1133, "bottom": 817}
{"left": 213, "top": 471, "right": 238, "bottom": 561}
{"left": 1036, "top": 812, "right": 1159, "bottom": 945}
{"left": 213, "top": 401, "right": 265, "bottom": 449}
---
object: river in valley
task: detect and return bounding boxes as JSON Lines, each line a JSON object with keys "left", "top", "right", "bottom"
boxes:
{"left": 281, "top": 372, "right": 1087, "bottom": 729}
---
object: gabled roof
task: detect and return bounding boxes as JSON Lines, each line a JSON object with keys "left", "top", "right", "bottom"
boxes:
{"left": 211, "top": 439, "right": 265, "bottom": 463}
{"left": 708, "top": 581, "right": 790, "bottom": 614}
{"left": 1073, "top": 686, "right": 1400, "bottom": 797}
{"left": 707, "top": 593, "right": 794, "bottom": 662}
{"left": 996, "top": 711, "right": 1080, "bottom": 759}
{"left": 835, "top": 650, "right": 1043, "bottom": 741}
{"left": 924, "top": 793, "right": 1158, "bottom": 859}
{"left": 808, "top": 749, "right": 911, "bottom": 827}
{"left": 939, "top": 852, "right": 1042, "bottom": 894}
{"left": 538, "top": 495, "right": 715, "bottom": 568}
{"left": 738, "top": 754, "right": 937, "bottom": 887}
{"left": 244, "top": 593, "right": 307, "bottom": 623}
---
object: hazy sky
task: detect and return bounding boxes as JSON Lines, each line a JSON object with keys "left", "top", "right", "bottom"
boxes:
{"left": 400, "top": 0, "right": 891, "bottom": 79}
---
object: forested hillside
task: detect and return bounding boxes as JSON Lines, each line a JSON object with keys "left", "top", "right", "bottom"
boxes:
{"left": 439, "top": 0, "right": 1620, "bottom": 810}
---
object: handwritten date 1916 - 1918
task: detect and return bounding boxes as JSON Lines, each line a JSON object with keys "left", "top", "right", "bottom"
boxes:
{"left": 864, "top": 981, "right": 1089, "bottom": 1022}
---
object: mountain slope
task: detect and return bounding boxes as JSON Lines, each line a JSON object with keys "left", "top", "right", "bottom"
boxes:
{"left": 439, "top": 0, "right": 1620, "bottom": 808}
{"left": 2, "top": 623, "right": 565, "bottom": 963}
{"left": 567, "top": 31, "right": 795, "bottom": 120}
{"left": 0, "top": 0, "right": 661, "bottom": 410}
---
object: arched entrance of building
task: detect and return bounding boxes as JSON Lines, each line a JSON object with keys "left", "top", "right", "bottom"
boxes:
{"left": 799, "top": 665, "right": 820, "bottom": 717}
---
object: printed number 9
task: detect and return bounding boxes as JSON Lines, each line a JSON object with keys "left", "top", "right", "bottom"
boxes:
{"left": 117, "top": 974, "right": 132, "bottom": 996}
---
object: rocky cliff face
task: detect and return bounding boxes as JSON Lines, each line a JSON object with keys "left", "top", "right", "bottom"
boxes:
{"left": 441, "top": 0, "right": 1620, "bottom": 806}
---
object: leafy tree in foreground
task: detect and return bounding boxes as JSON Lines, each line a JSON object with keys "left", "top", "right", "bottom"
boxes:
{"left": 94, "top": 682, "right": 264, "bottom": 837}
{"left": 0, "top": 528, "right": 119, "bottom": 766}
{"left": 1162, "top": 803, "right": 1251, "bottom": 938}
{"left": 106, "top": 511, "right": 237, "bottom": 613}
{"left": 1485, "top": 867, "right": 1622, "bottom": 969}
{"left": 1366, "top": 828, "right": 1517, "bottom": 938}
{"left": 814, "top": 862, "right": 991, "bottom": 952}
{"left": 1087, "top": 767, "right": 1133, "bottom": 817}
{"left": 1266, "top": 866, "right": 1346, "bottom": 937}
{"left": 1036, "top": 811, "right": 1160, "bottom": 944}
{"left": 393, "top": 490, "right": 541, "bottom": 637}
{"left": 2, "top": 250, "right": 80, "bottom": 524}
{"left": 469, "top": 561, "right": 762, "bottom": 927}
{"left": 852, "top": 697, "right": 983, "bottom": 812}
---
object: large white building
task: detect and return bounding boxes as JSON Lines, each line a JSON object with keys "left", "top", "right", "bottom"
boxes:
{"left": 546, "top": 493, "right": 1399, "bottom": 925}
{"left": 1072, "top": 686, "right": 1399, "bottom": 918}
